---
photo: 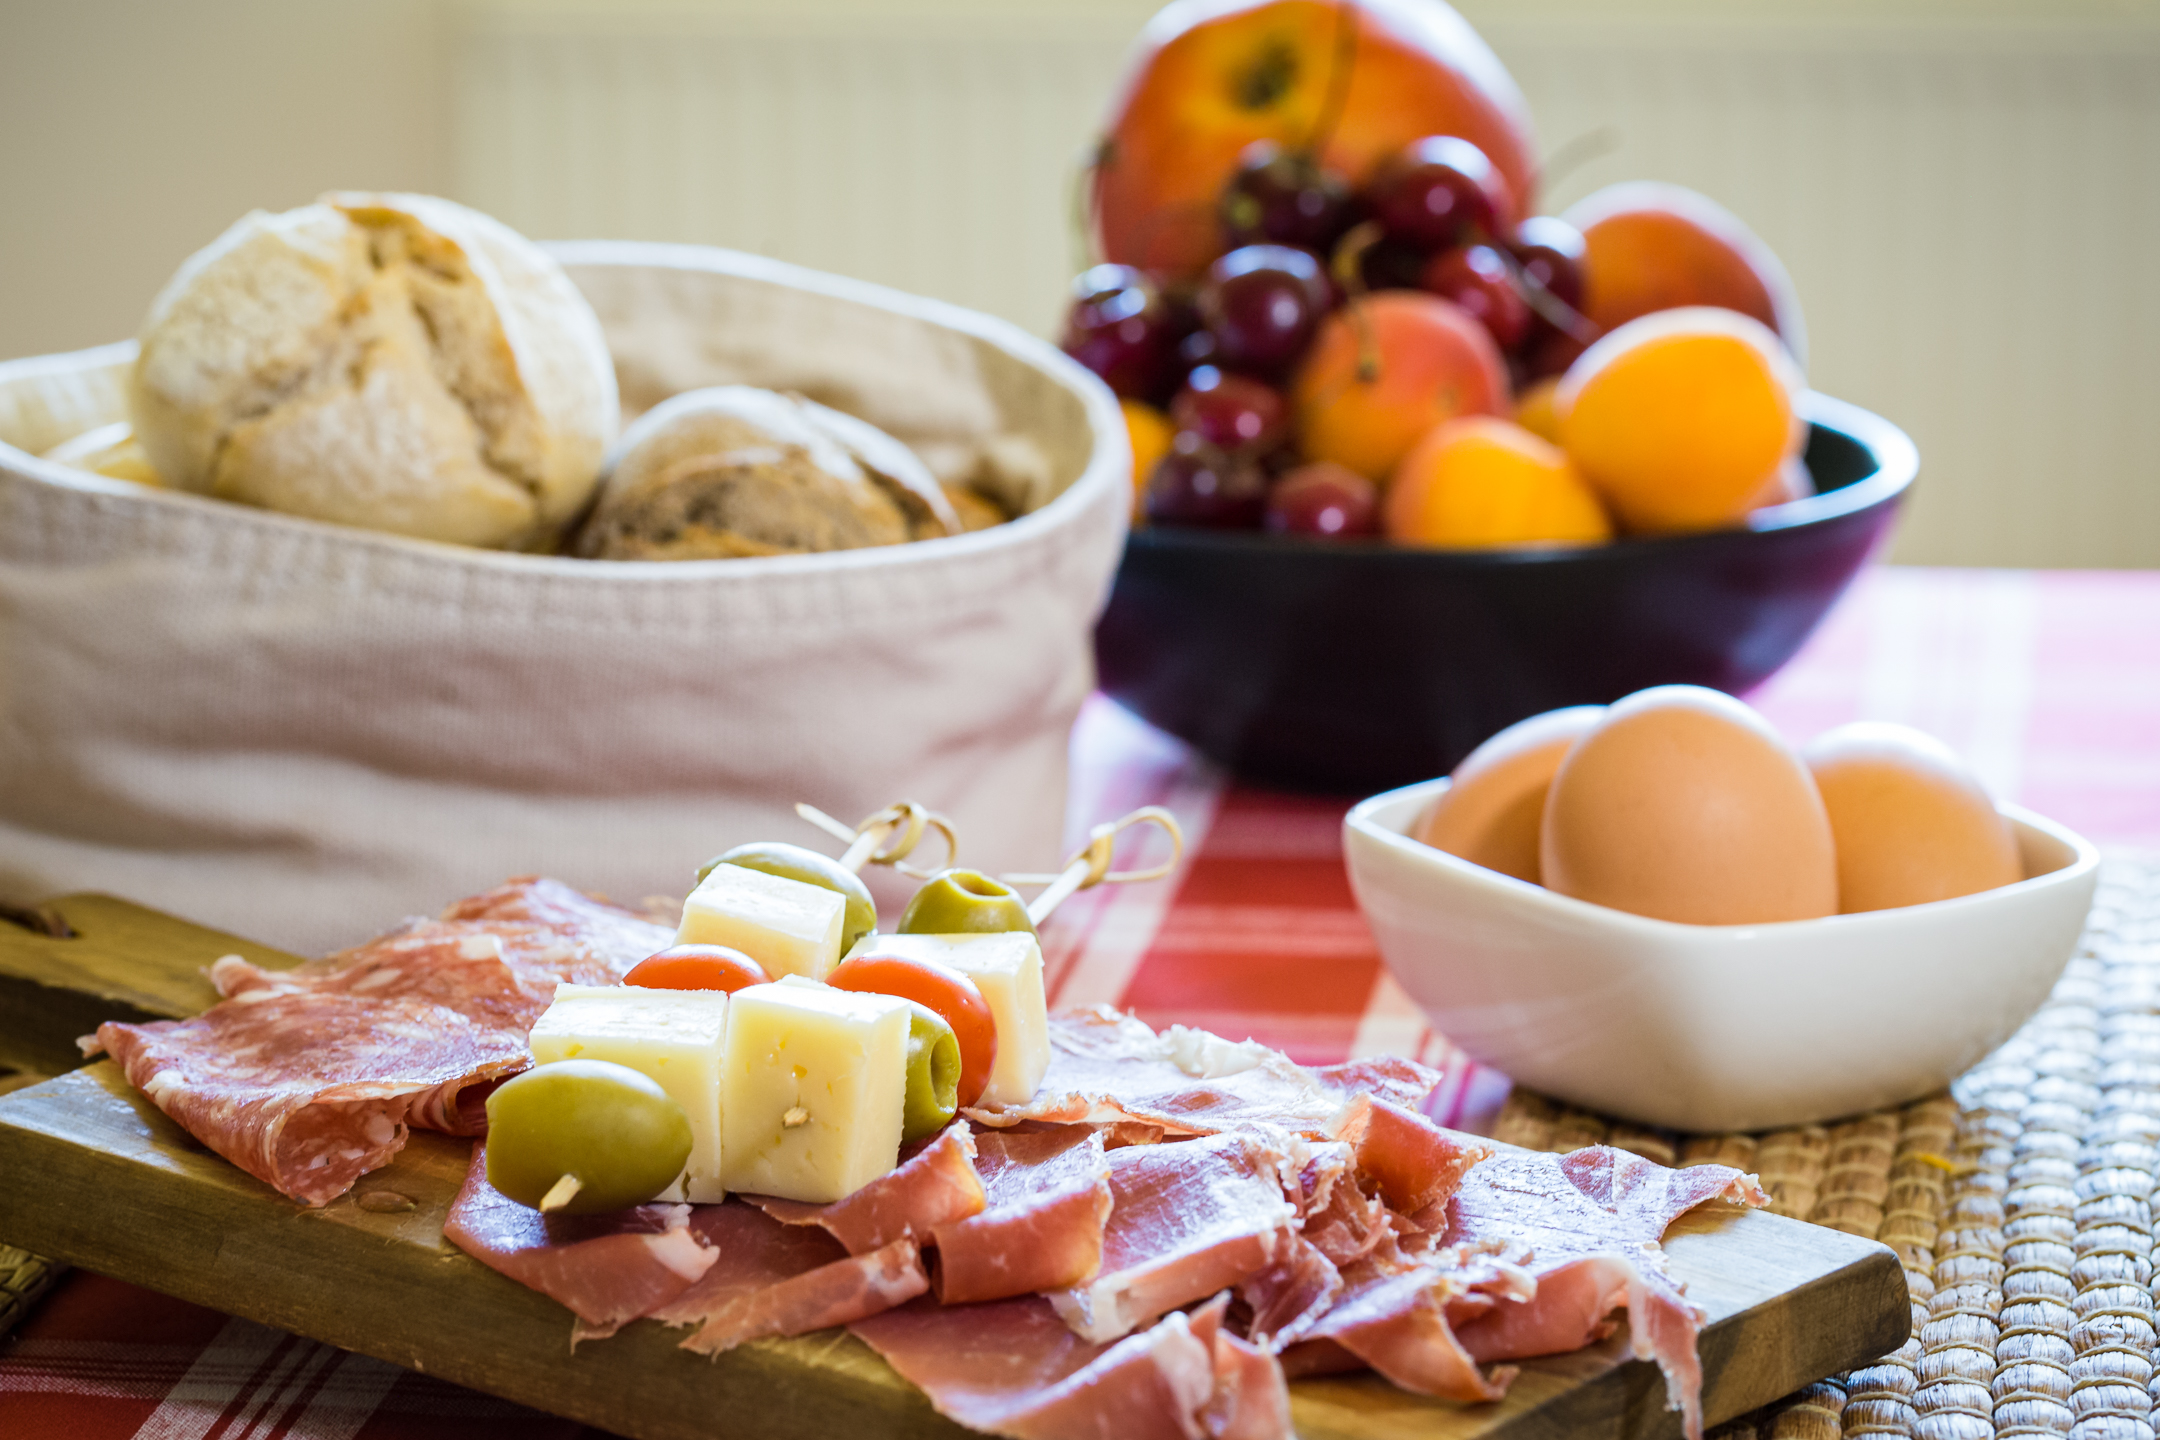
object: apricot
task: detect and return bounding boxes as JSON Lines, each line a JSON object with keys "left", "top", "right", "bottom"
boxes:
{"left": 1564, "top": 182, "right": 1807, "bottom": 365}
{"left": 1121, "top": 399, "right": 1175, "bottom": 523}
{"left": 1511, "top": 376, "right": 1561, "bottom": 444}
{"left": 1385, "top": 416, "right": 1611, "bottom": 549}
{"left": 1556, "top": 308, "right": 1804, "bottom": 534}
{"left": 1093, "top": 0, "right": 1539, "bottom": 277}
{"left": 1291, "top": 292, "right": 1508, "bottom": 482}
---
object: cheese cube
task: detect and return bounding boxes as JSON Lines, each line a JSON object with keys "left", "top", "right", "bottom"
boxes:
{"left": 528, "top": 984, "right": 729, "bottom": 1203}
{"left": 841, "top": 931, "right": 1050, "bottom": 1106}
{"left": 720, "top": 978, "right": 910, "bottom": 1204}
{"left": 678, "top": 864, "right": 847, "bottom": 981}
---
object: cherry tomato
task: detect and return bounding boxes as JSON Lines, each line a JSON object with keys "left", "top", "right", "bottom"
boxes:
{"left": 827, "top": 953, "right": 998, "bottom": 1109}
{"left": 624, "top": 944, "right": 771, "bottom": 994}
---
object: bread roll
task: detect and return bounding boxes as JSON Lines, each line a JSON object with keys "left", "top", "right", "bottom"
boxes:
{"left": 576, "top": 387, "right": 961, "bottom": 560}
{"left": 129, "top": 193, "right": 618, "bottom": 549}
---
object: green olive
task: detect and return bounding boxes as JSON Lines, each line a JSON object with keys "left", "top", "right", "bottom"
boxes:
{"left": 699, "top": 842, "right": 877, "bottom": 953}
{"left": 901, "top": 1001, "right": 961, "bottom": 1142}
{"left": 484, "top": 1059, "right": 692, "bottom": 1215}
{"left": 897, "top": 868, "right": 1036, "bottom": 937}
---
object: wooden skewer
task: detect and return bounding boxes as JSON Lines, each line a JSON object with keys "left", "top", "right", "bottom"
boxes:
{"left": 795, "top": 801, "right": 959, "bottom": 879}
{"left": 1004, "top": 807, "right": 1185, "bottom": 927}
{"left": 538, "top": 1174, "right": 582, "bottom": 1213}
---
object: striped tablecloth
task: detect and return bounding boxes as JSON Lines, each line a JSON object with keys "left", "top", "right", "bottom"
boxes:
{"left": 4, "top": 564, "right": 2156, "bottom": 1440}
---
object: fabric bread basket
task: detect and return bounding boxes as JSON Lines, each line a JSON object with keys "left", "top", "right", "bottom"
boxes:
{"left": 0, "top": 241, "right": 1131, "bottom": 956}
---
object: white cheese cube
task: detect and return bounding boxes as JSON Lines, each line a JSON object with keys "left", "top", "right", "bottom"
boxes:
{"left": 719, "top": 978, "right": 910, "bottom": 1204}
{"left": 841, "top": 931, "right": 1050, "bottom": 1106}
{"left": 677, "top": 864, "right": 847, "bottom": 981}
{"left": 528, "top": 984, "right": 729, "bottom": 1203}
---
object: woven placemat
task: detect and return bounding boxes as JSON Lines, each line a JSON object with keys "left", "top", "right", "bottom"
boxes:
{"left": 1496, "top": 855, "right": 2160, "bottom": 1440}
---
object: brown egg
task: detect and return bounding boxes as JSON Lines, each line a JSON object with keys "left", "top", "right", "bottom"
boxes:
{"left": 1804, "top": 721, "right": 2023, "bottom": 913}
{"left": 1541, "top": 686, "right": 1838, "bottom": 924}
{"left": 1413, "top": 707, "right": 1604, "bottom": 882}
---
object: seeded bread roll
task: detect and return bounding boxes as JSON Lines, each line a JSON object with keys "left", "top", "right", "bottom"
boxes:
{"left": 576, "top": 387, "right": 960, "bottom": 561}
{"left": 129, "top": 193, "right": 618, "bottom": 549}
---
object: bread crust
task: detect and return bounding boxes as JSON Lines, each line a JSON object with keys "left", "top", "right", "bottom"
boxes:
{"left": 576, "top": 386, "right": 961, "bottom": 561}
{"left": 129, "top": 194, "right": 618, "bottom": 549}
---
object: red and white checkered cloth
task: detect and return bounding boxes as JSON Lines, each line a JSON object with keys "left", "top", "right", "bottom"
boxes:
{"left": 6, "top": 565, "right": 2157, "bottom": 1440}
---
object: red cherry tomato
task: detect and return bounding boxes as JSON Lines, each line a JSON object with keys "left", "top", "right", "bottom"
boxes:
{"left": 624, "top": 945, "right": 771, "bottom": 994}
{"left": 827, "top": 953, "right": 998, "bottom": 1109}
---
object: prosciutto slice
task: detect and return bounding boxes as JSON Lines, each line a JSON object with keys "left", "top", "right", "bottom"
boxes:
{"left": 650, "top": 1202, "right": 928, "bottom": 1354}
{"left": 443, "top": 1144, "right": 717, "bottom": 1343}
{"left": 971, "top": 1008, "right": 1436, "bottom": 1142}
{"left": 933, "top": 1124, "right": 1114, "bottom": 1303}
{"left": 1443, "top": 1147, "right": 1767, "bottom": 1440}
{"left": 748, "top": 1124, "right": 984, "bottom": 1254}
{"left": 92, "top": 991, "right": 529, "bottom": 1205}
{"left": 1052, "top": 1133, "right": 1297, "bottom": 1343}
{"left": 1339, "top": 1096, "right": 1491, "bottom": 1217}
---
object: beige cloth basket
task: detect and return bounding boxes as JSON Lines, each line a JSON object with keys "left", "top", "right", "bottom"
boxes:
{"left": 0, "top": 242, "right": 1131, "bottom": 956}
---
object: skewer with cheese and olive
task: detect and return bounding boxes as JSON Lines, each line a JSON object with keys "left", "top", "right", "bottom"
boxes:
{"left": 483, "top": 801, "right": 1179, "bottom": 1215}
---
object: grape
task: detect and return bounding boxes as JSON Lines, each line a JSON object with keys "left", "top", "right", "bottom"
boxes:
{"left": 1143, "top": 436, "right": 1267, "bottom": 529}
{"left": 1266, "top": 463, "right": 1379, "bottom": 539}
{"left": 1060, "top": 264, "right": 1178, "bottom": 402}
{"left": 1219, "top": 142, "right": 1352, "bottom": 253}
{"left": 1367, "top": 136, "right": 1511, "bottom": 250}
{"left": 1169, "top": 366, "right": 1288, "bottom": 453}
{"left": 1196, "top": 245, "right": 1330, "bottom": 377}
{"left": 1420, "top": 244, "right": 1529, "bottom": 350}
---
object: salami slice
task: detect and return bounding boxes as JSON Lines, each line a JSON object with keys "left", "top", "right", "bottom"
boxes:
{"left": 94, "top": 991, "right": 529, "bottom": 1206}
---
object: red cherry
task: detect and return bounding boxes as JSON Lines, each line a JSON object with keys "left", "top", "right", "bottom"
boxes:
{"left": 1367, "top": 136, "right": 1512, "bottom": 250}
{"left": 1144, "top": 435, "right": 1268, "bottom": 529}
{"left": 1508, "top": 217, "right": 1587, "bottom": 311}
{"left": 1196, "top": 245, "right": 1331, "bottom": 378}
{"left": 1170, "top": 366, "right": 1288, "bottom": 454}
{"left": 1060, "top": 264, "right": 1178, "bottom": 402}
{"left": 1266, "top": 463, "right": 1380, "bottom": 539}
{"left": 1219, "top": 142, "right": 1353, "bottom": 254}
{"left": 1419, "top": 244, "right": 1530, "bottom": 350}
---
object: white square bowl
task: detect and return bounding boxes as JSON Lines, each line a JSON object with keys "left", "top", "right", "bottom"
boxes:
{"left": 1344, "top": 777, "right": 2099, "bottom": 1132}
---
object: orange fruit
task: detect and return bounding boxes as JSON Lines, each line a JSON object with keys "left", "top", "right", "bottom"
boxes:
{"left": 1120, "top": 399, "right": 1174, "bottom": 523}
{"left": 1385, "top": 417, "right": 1612, "bottom": 549}
{"left": 1291, "top": 292, "right": 1509, "bottom": 483}
{"left": 1555, "top": 308, "right": 1803, "bottom": 534}
{"left": 1511, "top": 376, "right": 1561, "bottom": 444}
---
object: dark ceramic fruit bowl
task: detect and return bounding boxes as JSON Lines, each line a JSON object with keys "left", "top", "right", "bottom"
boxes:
{"left": 1094, "top": 391, "right": 1916, "bottom": 792}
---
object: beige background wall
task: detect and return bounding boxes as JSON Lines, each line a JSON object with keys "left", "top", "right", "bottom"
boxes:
{"left": 4, "top": 0, "right": 2156, "bottom": 567}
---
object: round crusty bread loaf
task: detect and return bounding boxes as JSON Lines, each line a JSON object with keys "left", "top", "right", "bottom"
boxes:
{"left": 129, "top": 192, "right": 618, "bottom": 549}
{"left": 575, "top": 386, "right": 960, "bottom": 560}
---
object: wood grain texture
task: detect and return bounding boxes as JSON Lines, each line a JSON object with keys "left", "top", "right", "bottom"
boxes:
{"left": 0, "top": 894, "right": 1910, "bottom": 1438}
{"left": 0, "top": 893, "right": 300, "bottom": 1075}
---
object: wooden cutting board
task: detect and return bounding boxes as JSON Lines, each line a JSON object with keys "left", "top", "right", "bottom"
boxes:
{"left": 0, "top": 896, "right": 1909, "bottom": 1439}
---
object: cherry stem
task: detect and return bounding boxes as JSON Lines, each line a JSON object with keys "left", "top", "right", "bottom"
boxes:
{"left": 1493, "top": 247, "right": 1601, "bottom": 346}
{"left": 1071, "top": 139, "right": 1111, "bottom": 276}
{"left": 1535, "top": 124, "right": 1622, "bottom": 202}
{"left": 1302, "top": 0, "right": 1361, "bottom": 158}
{"left": 1330, "top": 220, "right": 1385, "bottom": 384}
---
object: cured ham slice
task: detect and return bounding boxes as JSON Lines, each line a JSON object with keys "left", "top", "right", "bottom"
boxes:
{"left": 971, "top": 1008, "right": 1436, "bottom": 1142}
{"left": 1444, "top": 1147, "right": 1767, "bottom": 1440}
{"left": 652, "top": 1202, "right": 928, "bottom": 1354}
{"left": 1052, "top": 1133, "right": 1297, "bottom": 1343}
{"left": 443, "top": 1144, "right": 717, "bottom": 1343}
{"left": 854, "top": 1295, "right": 1219, "bottom": 1440}
{"left": 1308, "top": 1058, "right": 1440, "bottom": 1114}
{"left": 933, "top": 1124, "right": 1113, "bottom": 1304}
{"left": 92, "top": 992, "right": 529, "bottom": 1205}
{"left": 1282, "top": 1245, "right": 1533, "bottom": 1401}
{"left": 1339, "top": 1096, "right": 1491, "bottom": 1216}
{"left": 748, "top": 1124, "right": 984, "bottom": 1254}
